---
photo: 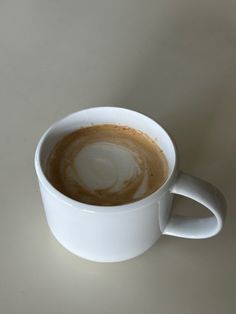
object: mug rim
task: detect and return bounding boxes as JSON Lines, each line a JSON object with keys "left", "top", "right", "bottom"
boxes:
{"left": 34, "top": 106, "right": 178, "bottom": 213}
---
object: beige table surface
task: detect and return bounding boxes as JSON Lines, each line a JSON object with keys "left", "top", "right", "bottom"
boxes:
{"left": 1, "top": 1, "right": 235, "bottom": 313}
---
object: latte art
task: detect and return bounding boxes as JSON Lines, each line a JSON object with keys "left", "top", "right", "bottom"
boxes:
{"left": 63, "top": 142, "right": 149, "bottom": 200}
{"left": 68, "top": 142, "right": 142, "bottom": 192}
{"left": 46, "top": 124, "right": 168, "bottom": 205}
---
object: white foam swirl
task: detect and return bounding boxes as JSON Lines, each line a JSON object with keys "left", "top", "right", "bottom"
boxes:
{"left": 64, "top": 141, "right": 147, "bottom": 196}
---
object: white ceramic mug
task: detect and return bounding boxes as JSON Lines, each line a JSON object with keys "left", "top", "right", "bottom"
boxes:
{"left": 35, "top": 107, "right": 226, "bottom": 262}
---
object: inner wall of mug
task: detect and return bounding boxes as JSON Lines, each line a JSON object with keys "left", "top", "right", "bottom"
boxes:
{"left": 38, "top": 107, "right": 176, "bottom": 182}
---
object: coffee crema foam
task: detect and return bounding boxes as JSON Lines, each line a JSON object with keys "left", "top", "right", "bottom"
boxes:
{"left": 45, "top": 124, "right": 168, "bottom": 206}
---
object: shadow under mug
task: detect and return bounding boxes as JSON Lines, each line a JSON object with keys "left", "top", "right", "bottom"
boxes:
{"left": 35, "top": 107, "right": 226, "bottom": 262}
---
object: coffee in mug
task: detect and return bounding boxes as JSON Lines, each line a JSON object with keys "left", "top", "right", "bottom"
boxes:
{"left": 45, "top": 124, "right": 168, "bottom": 206}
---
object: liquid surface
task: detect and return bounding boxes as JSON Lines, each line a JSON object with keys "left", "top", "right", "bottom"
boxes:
{"left": 45, "top": 124, "right": 168, "bottom": 206}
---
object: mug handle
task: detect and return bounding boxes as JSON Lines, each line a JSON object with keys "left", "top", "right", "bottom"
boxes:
{"left": 163, "top": 171, "right": 226, "bottom": 239}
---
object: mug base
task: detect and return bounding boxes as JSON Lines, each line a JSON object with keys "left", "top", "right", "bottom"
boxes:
{"left": 48, "top": 226, "right": 158, "bottom": 263}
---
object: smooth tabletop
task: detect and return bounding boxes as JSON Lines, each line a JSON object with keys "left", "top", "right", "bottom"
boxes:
{"left": 0, "top": 1, "right": 235, "bottom": 313}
